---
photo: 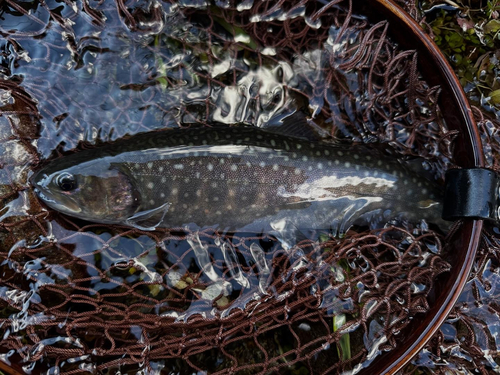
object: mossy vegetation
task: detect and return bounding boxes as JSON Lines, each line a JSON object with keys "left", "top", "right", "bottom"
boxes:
{"left": 420, "top": 0, "right": 500, "bottom": 116}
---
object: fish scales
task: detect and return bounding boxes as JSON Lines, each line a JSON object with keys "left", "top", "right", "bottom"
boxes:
{"left": 31, "top": 126, "right": 444, "bottom": 233}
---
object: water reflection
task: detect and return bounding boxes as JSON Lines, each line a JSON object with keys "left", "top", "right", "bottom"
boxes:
{"left": 0, "top": 0, "right": 454, "bottom": 373}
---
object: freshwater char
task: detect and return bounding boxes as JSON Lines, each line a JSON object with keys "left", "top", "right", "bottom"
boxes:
{"left": 31, "top": 126, "right": 444, "bottom": 234}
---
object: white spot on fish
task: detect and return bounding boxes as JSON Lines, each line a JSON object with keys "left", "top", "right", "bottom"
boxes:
{"left": 337, "top": 151, "right": 343, "bottom": 156}
{"left": 207, "top": 163, "right": 214, "bottom": 171}
{"left": 294, "top": 168, "right": 301, "bottom": 175}
{"left": 147, "top": 162, "right": 153, "bottom": 169}
{"left": 174, "top": 164, "right": 184, "bottom": 170}
{"left": 302, "top": 156, "right": 308, "bottom": 162}
{"left": 270, "top": 140, "right": 276, "bottom": 147}
{"left": 345, "top": 162, "right": 351, "bottom": 168}
{"left": 184, "top": 178, "right": 190, "bottom": 183}
{"left": 219, "top": 159, "right": 225, "bottom": 164}
{"left": 184, "top": 193, "right": 189, "bottom": 198}
{"left": 196, "top": 190, "right": 202, "bottom": 197}
{"left": 325, "top": 150, "right": 330, "bottom": 156}
{"left": 317, "top": 163, "right": 323, "bottom": 169}
{"left": 161, "top": 177, "right": 167, "bottom": 183}
{"left": 273, "top": 164, "right": 279, "bottom": 171}
{"left": 259, "top": 161, "right": 266, "bottom": 167}
{"left": 147, "top": 182, "right": 154, "bottom": 189}
{"left": 159, "top": 166, "right": 164, "bottom": 173}
{"left": 160, "top": 193, "right": 165, "bottom": 198}
{"left": 231, "top": 164, "right": 238, "bottom": 172}
{"left": 354, "top": 154, "right": 359, "bottom": 160}
{"left": 149, "top": 199, "right": 155, "bottom": 205}
{"left": 172, "top": 188, "right": 178, "bottom": 195}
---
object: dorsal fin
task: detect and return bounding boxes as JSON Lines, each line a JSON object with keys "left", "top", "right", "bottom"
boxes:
{"left": 262, "top": 111, "right": 327, "bottom": 141}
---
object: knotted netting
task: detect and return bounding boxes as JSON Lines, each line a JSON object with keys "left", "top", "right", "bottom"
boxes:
{"left": 0, "top": 0, "right": 460, "bottom": 373}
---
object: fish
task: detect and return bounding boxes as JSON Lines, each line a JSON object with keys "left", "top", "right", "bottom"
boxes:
{"left": 31, "top": 126, "right": 445, "bottom": 235}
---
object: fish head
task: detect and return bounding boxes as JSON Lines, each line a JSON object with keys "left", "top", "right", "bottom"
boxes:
{"left": 31, "top": 158, "right": 139, "bottom": 224}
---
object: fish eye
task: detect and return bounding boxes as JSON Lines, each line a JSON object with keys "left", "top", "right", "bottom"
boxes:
{"left": 56, "top": 172, "right": 77, "bottom": 191}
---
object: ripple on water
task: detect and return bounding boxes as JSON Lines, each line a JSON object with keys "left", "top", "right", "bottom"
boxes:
{"left": 0, "top": 0, "right": 454, "bottom": 373}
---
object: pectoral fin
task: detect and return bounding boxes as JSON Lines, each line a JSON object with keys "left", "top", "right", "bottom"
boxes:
{"left": 126, "top": 202, "right": 171, "bottom": 231}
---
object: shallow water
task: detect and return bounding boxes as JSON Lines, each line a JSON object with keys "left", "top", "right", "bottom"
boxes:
{"left": 391, "top": 1, "right": 500, "bottom": 374}
{"left": 0, "top": 0, "right": 454, "bottom": 374}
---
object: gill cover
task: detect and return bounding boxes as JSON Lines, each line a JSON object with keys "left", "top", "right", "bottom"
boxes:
{"left": 32, "top": 161, "right": 139, "bottom": 224}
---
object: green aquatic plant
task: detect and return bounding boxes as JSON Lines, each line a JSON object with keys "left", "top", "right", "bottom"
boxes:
{"left": 319, "top": 233, "right": 352, "bottom": 361}
{"left": 422, "top": 0, "right": 500, "bottom": 115}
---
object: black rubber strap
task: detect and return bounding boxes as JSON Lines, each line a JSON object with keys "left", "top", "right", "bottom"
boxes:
{"left": 443, "top": 168, "right": 500, "bottom": 221}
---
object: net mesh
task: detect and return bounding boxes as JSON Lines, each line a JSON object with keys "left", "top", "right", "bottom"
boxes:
{"left": 395, "top": 1, "right": 500, "bottom": 373}
{"left": 0, "top": 0, "right": 480, "bottom": 373}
